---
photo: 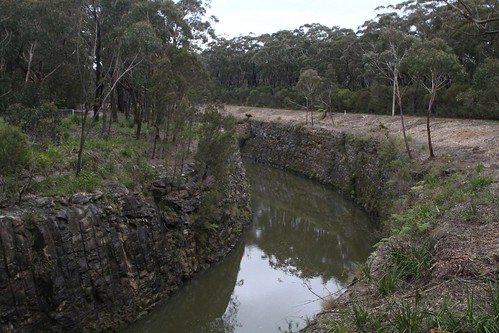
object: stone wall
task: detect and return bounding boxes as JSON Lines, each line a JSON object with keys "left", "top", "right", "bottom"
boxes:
{"left": 0, "top": 153, "right": 250, "bottom": 332}
{"left": 240, "top": 121, "right": 397, "bottom": 219}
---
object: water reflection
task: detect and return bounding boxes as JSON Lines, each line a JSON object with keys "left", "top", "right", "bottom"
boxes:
{"left": 122, "top": 162, "right": 377, "bottom": 333}
{"left": 246, "top": 162, "right": 376, "bottom": 283}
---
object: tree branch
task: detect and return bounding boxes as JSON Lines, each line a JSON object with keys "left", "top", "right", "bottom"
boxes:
{"left": 441, "top": 0, "right": 499, "bottom": 34}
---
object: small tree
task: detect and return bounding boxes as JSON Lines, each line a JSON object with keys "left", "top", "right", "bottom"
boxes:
{"left": 296, "top": 69, "right": 322, "bottom": 126}
{"left": 319, "top": 65, "right": 338, "bottom": 125}
{"left": 195, "top": 104, "right": 236, "bottom": 183}
{"left": 402, "top": 38, "right": 463, "bottom": 158}
{"left": 364, "top": 28, "right": 415, "bottom": 159}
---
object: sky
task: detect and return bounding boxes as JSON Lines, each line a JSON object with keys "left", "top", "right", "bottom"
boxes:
{"left": 206, "top": 0, "right": 397, "bottom": 38}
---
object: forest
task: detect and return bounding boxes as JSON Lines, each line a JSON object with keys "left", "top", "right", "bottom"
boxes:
{"left": 0, "top": 0, "right": 232, "bottom": 205}
{"left": 203, "top": 1, "right": 498, "bottom": 120}
{"left": 1, "top": 0, "right": 498, "bottom": 130}
{"left": 0, "top": 0, "right": 214, "bottom": 137}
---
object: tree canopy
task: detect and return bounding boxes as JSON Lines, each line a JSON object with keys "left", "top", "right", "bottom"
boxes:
{"left": 0, "top": 0, "right": 497, "bottom": 149}
{"left": 201, "top": 0, "right": 498, "bottom": 120}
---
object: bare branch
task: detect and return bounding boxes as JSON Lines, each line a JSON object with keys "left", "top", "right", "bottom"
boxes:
{"left": 0, "top": 89, "right": 11, "bottom": 99}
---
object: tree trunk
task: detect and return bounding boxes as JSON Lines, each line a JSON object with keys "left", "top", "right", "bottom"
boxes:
{"left": 427, "top": 76, "right": 436, "bottom": 158}
{"left": 391, "top": 70, "right": 397, "bottom": 117}
{"left": 92, "top": 15, "right": 103, "bottom": 122}
{"left": 24, "top": 41, "right": 37, "bottom": 84}
{"left": 101, "top": 105, "right": 107, "bottom": 136}
{"left": 111, "top": 88, "right": 119, "bottom": 122}
{"left": 395, "top": 77, "right": 412, "bottom": 159}
{"left": 310, "top": 104, "right": 314, "bottom": 127}
{"left": 305, "top": 99, "right": 309, "bottom": 125}
{"left": 152, "top": 124, "right": 159, "bottom": 159}
{"left": 132, "top": 91, "right": 143, "bottom": 140}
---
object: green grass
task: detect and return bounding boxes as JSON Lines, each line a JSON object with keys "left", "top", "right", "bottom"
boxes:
{"left": 33, "top": 170, "right": 100, "bottom": 196}
{"left": 432, "top": 288, "right": 499, "bottom": 333}
{"left": 392, "top": 202, "right": 441, "bottom": 234}
{"left": 33, "top": 145, "right": 63, "bottom": 175}
{"left": 390, "top": 292, "right": 427, "bottom": 333}
{"left": 375, "top": 241, "right": 433, "bottom": 296}
{"left": 312, "top": 156, "right": 498, "bottom": 333}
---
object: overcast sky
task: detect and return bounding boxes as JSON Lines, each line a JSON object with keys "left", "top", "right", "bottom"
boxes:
{"left": 206, "top": 0, "right": 397, "bottom": 37}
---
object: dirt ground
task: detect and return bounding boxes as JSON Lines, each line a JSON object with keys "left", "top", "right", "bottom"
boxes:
{"left": 223, "top": 105, "right": 499, "bottom": 330}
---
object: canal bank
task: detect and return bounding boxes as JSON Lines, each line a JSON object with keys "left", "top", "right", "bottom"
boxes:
{"left": 238, "top": 120, "right": 399, "bottom": 220}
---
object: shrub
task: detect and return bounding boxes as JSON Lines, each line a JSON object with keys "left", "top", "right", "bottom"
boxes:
{"left": 195, "top": 105, "right": 236, "bottom": 182}
{"left": 33, "top": 145, "right": 63, "bottom": 175}
{"left": 5, "top": 103, "right": 62, "bottom": 144}
{"left": 61, "top": 115, "right": 82, "bottom": 128}
{"left": 0, "top": 125, "right": 31, "bottom": 176}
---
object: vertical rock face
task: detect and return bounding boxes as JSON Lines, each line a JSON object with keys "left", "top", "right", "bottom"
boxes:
{"left": 240, "top": 121, "right": 395, "bottom": 219}
{"left": 0, "top": 155, "right": 250, "bottom": 332}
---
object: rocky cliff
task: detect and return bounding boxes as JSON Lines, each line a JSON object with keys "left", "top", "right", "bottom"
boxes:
{"left": 0, "top": 153, "right": 250, "bottom": 332}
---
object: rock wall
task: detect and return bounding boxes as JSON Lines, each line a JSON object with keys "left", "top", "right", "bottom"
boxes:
{"left": 0, "top": 153, "right": 250, "bottom": 332}
{"left": 240, "top": 121, "right": 397, "bottom": 219}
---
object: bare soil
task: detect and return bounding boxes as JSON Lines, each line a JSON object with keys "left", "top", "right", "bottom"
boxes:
{"left": 223, "top": 105, "right": 499, "bottom": 330}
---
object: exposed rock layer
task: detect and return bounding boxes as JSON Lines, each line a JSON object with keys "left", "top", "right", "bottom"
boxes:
{"left": 240, "top": 120, "right": 396, "bottom": 219}
{"left": 0, "top": 154, "right": 250, "bottom": 332}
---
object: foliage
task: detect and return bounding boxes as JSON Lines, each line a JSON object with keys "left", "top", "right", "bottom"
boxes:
{"left": 1, "top": 0, "right": 215, "bottom": 177}
{"left": 393, "top": 202, "right": 441, "bottom": 234}
{"left": 33, "top": 171, "right": 100, "bottom": 197}
{"left": 296, "top": 69, "right": 322, "bottom": 104}
{"left": 0, "top": 124, "right": 31, "bottom": 176}
{"left": 376, "top": 241, "right": 433, "bottom": 295}
{"left": 32, "top": 146, "right": 63, "bottom": 175}
{"left": 5, "top": 103, "right": 62, "bottom": 144}
{"left": 195, "top": 104, "right": 236, "bottom": 182}
{"left": 460, "top": 57, "right": 499, "bottom": 116}
{"left": 201, "top": 4, "right": 498, "bottom": 120}
{"left": 402, "top": 38, "right": 463, "bottom": 82}
{"left": 193, "top": 104, "right": 237, "bottom": 230}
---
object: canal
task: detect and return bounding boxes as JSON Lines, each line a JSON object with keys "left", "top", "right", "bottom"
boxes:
{"left": 122, "top": 161, "right": 377, "bottom": 332}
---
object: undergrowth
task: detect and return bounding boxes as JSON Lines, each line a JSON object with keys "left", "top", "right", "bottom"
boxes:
{"left": 376, "top": 240, "right": 433, "bottom": 296}
{"left": 9, "top": 115, "right": 158, "bottom": 198}
{"left": 313, "top": 284, "right": 499, "bottom": 333}
{"left": 389, "top": 161, "right": 496, "bottom": 235}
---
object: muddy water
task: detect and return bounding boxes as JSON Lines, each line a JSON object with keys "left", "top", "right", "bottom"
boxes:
{"left": 122, "top": 162, "right": 377, "bottom": 333}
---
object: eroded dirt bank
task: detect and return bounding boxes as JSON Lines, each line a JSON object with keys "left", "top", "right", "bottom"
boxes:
{"left": 225, "top": 105, "right": 498, "bottom": 332}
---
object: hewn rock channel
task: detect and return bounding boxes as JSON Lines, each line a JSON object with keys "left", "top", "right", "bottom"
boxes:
{"left": 238, "top": 119, "right": 398, "bottom": 220}
{"left": 0, "top": 152, "right": 250, "bottom": 332}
